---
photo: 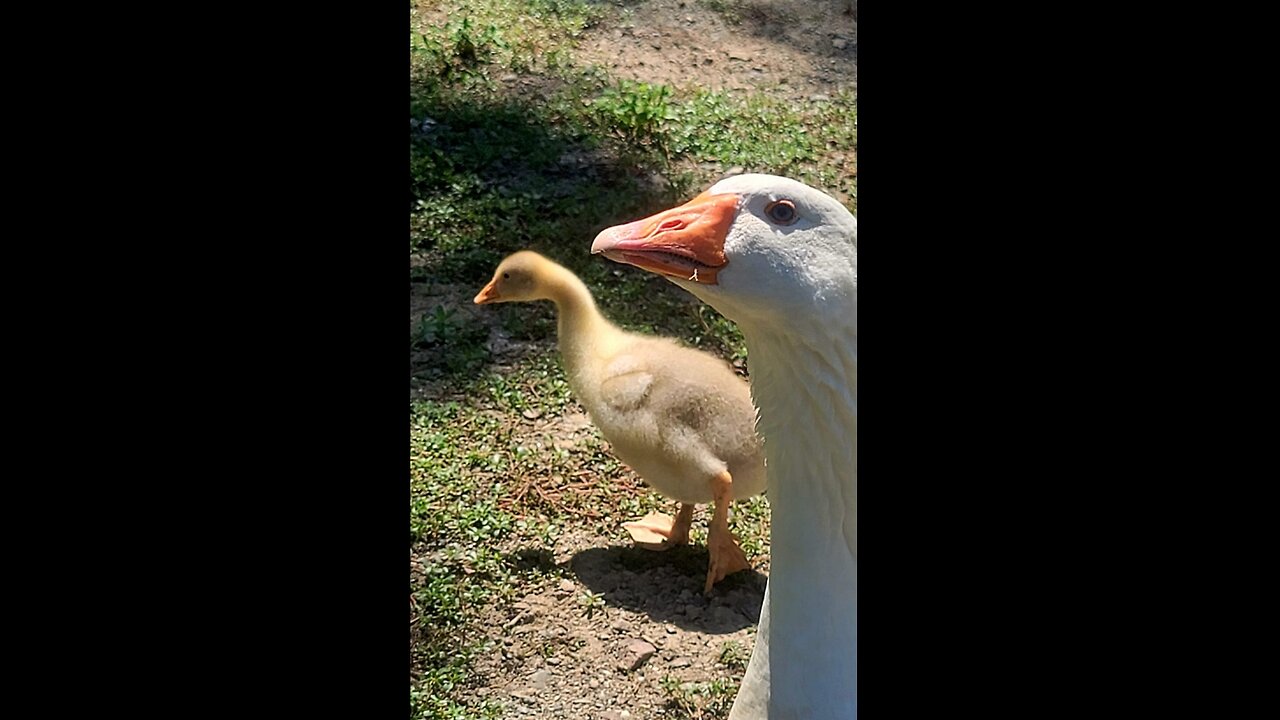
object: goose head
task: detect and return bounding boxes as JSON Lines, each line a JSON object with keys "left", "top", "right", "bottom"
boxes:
{"left": 591, "top": 174, "right": 856, "bottom": 331}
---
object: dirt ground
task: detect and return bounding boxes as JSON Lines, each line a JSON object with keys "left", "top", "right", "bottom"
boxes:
{"left": 462, "top": 534, "right": 771, "bottom": 719}
{"left": 413, "top": 2, "right": 854, "bottom": 717}
{"left": 576, "top": 0, "right": 856, "bottom": 102}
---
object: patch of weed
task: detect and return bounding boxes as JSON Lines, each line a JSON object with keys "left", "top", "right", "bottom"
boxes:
{"left": 661, "top": 675, "right": 741, "bottom": 719}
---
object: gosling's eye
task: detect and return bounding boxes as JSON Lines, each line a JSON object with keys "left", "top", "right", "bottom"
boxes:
{"left": 503, "top": 273, "right": 510, "bottom": 280}
{"left": 765, "top": 199, "right": 798, "bottom": 225}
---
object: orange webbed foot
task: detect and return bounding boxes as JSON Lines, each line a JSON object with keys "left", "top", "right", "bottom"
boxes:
{"left": 622, "top": 505, "right": 693, "bottom": 551}
{"left": 704, "top": 523, "right": 752, "bottom": 594}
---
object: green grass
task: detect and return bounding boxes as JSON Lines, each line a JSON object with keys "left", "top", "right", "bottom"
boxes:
{"left": 410, "top": 1, "right": 854, "bottom": 717}
{"left": 661, "top": 675, "right": 741, "bottom": 719}
{"left": 409, "top": 403, "right": 510, "bottom": 719}
{"left": 717, "top": 640, "right": 750, "bottom": 670}
{"left": 409, "top": 399, "right": 573, "bottom": 719}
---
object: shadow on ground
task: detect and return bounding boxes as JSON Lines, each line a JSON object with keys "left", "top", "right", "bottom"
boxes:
{"left": 565, "top": 544, "right": 766, "bottom": 633}
{"left": 722, "top": 0, "right": 857, "bottom": 61}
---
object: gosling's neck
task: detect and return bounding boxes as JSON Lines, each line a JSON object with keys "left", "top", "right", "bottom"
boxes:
{"left": 539, "top": 264, "right": 620, "bottom": 377}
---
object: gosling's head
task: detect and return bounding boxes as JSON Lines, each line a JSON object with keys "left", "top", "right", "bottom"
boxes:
{"left": 473, "top": 251, "right": 558, "bottom": 305}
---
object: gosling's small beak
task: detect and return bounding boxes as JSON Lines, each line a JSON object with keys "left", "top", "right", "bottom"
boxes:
{"left": 474, "top": 279, "right": 500, "bottom": 304}
{"left": 590, "top": 191, "right": 740, "bottom": 285}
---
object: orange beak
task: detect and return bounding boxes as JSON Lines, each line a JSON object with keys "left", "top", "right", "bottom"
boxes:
{"left": 473, "top": 279, "right": 500, "bottom": 304}
{"left": 590, "top": 191, "right": 741, "bottom": 284}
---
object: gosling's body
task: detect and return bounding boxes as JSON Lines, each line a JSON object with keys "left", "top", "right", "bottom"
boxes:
{"left": 567, "top": 332, "right": 765, "bottom": 506}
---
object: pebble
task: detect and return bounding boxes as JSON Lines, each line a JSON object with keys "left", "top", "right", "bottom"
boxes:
{"left": 618, "top": 639, "right": 657, "bottom": 671}
{"left": 530, "top": 669, "right": 553, "bottom": 690}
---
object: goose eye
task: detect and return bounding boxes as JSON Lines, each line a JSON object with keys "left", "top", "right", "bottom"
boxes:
{"left": 765, "top": 199, "right": 798, "bottom": 225}
{"left": 503, "top": 273, "right": 510, "bottom": 280}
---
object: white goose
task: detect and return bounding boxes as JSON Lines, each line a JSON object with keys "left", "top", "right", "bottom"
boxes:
{"left": 592, "top": 174, "right": 857, "bottom": 719}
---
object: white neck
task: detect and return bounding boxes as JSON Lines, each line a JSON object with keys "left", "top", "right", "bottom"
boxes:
{"left": 731, "top": 312, "right": 858, "bottom": 720}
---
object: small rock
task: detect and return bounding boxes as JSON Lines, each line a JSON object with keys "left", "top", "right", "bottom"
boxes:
{"left": 665, "top": 625, "right": 677, "bottom": 634}
{"left": 546, "top": 656, "right": 561, "bottom": 666}
{"left": 611, "top": 619, "right": 631, "bottom": 632}
{"left": 530, "top": 669, "right": 553, "bottom": 690}
{"left": 684, "top": 604, "right": 702, "bottom": 619}
{"left": 670, "top": 657, "right": 692, "bottom": 668}
{"left": 501, "top": 73, "right": 519, "bottom": 82}
{"left": 558, "top": 578, "right": 575, "bottom": 592}
{"left": 523, "top": 408, "right": 543, "bottom": 420}
{"left": 727, "top": 48, "right": 751, "bottom": 61}
{"left": 628, "top": 639, "right": 657, "bottom": 655}
{"left": 618, "top": 639, "right": 657, "bottom": 671}
{"left": 590, "top": 679, "right": 600, "bottom": 689}
{"left": 833, "top": 38, "right": 849, "bottom": 49}
{"left": 724, "top": 166, "right": 745, "bottom": 176}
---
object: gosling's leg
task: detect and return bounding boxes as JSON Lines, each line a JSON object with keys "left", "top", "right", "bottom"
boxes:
{"left": 705, "top": 469, "right": 752, "bottom": 595}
